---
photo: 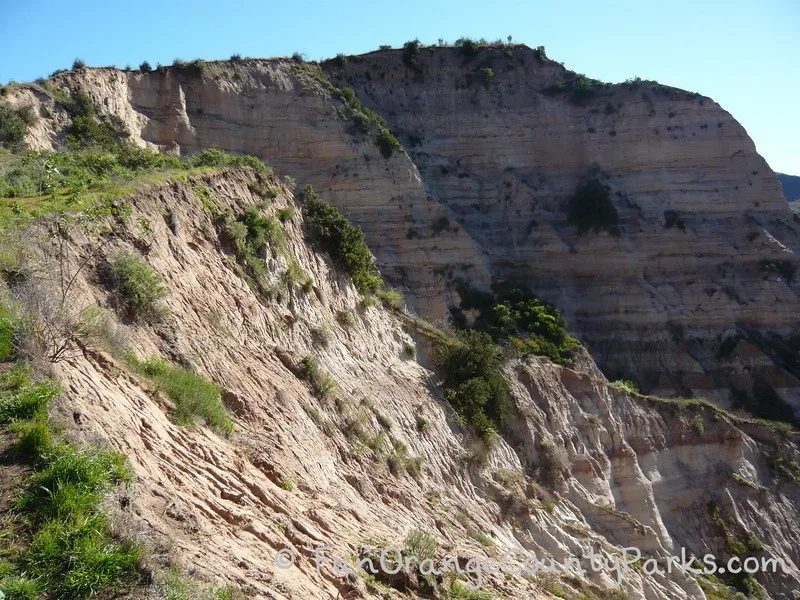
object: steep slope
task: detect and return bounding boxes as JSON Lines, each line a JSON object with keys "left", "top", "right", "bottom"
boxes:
{"left": 1, "top": 163, "right": 799, "bottom": 599}
{"left": 6, "top": 45, "right": 798, "bottom": 414}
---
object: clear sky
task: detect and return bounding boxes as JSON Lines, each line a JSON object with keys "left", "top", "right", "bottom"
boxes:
{"left": 1, "top": 0, "right": 797, "bottom": 174}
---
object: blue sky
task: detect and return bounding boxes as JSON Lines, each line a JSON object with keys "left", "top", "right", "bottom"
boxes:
{"left": 1, "top": 0, "right": 797, "bottom": 174}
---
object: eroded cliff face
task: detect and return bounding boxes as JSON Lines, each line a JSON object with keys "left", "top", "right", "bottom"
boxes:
{"left": 22, "top": 169, "right": 800, "bottom": 599}
{"left": 322, "top": 46, "right": 800, "bottom": 408}
{"left": 9, "top": 45, "right": 799, "bottom": 412}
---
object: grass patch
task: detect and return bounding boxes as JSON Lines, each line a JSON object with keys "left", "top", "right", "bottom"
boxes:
{"left": 106, "top": 252, "right": 168, "bottom": 321}
{"left": 611, "top": 380, "right": 640, "bottom": 395}
{"left": 0, "top": 379, "right": 60, "bottom": 425}
{"left": 129, "top": 355, "right": 234, "bottom": 435}
{"left": 299, "top": 355, "right": 335, "bottom": 398}
{"left": 0, "top": 369, "right": 142, "bottom": 599}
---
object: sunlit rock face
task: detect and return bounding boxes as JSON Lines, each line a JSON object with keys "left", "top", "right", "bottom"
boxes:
{"left": 17, "top": 45, "right": 800, "bottom": 408}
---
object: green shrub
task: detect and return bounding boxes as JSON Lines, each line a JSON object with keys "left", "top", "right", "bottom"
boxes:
{"left": 0, "top": 101, "right": 35, "bottom": 152}
{"left": 548, "top": 74, "right": 606, "bottom": 103}
{"left": 566, "top": 176, "right": 619, "bottom": 235}
{"left": 134, "top": 356, "right": 234, "bottom": 435}
{"left": 230, "top": 53, "right": 242, "bottom": 62}
{"left": 611, "top": 380, "right": 640, "bottom": 395}
{"left": 138, "top": 61, "right": 152, "bottom": 72}
{"left": 171, "top": 58, "right": 205, "bottom": 77}
{"left": 336, "top": 310, "right": 355, "bottom": 328}
{"left": 533, "top": 46, "right": 547, "bottom": 61}
{"left": 300, "top": 185, "right": 383, "bottom": 293}
{"left": 455, "top": 283, "right": 578, "bottom": 365}
{"left": 454, "top": 37, "right": 485, "bottom": 61}
{"left": 277, "top": 206, "right": 295, "bottom": 222}
{"left": 298, "top": 355, "right": 335, "bottom": 398}
{"left": 283, "top": 259, "right": 312, "bottom": 291}
{"left": 480, "top": 67, "right": 494, "bottom": 84}
{"left": 107, "top": 253, "right": 169, "bottom": 321}
{"left": 72, "top": 58, "right": 86, "bottom": 70}
{"left": 62, "top": 90, "right": 124, "bottom": 151}
{"left": 404, "top": 529, "right": 436, "bottom": 561}
{"left": 376, "top": 127, "right": 401, "bottom": 158}
{"left": 402, "top": 40, "right": 422, "bottom": 73}
{"left": 377, "top": 288, "right": 403, "bottom": 309}
{"left": 438, "top": 329, "right": 512, "bottom": 441}
{"left": 759, "top": 260, "right": 795, "bottom": 282}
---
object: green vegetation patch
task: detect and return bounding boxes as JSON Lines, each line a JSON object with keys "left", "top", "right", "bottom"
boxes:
{"left": 129, "top": 355, "right": 234, "bottom": 435}
{"left": 0, "top": 367, "right": 142, "bottom": 599}
{"left": 437, "top": 329, "right": 512, "bottom": 442}
{"left": 402, "top": 40, "right": 423, "bottom": 73}
{"left": 0, "top": 102, "right": 36, "bottom": 152}
{"left": 759, "top": 259, "right": 796, "bottom": 282}
{"left": 454, "top": 283, "right": 579, "bottom": 365}
{"left": 300, "top": 185, "right": 383, "bottom": 294}
{"left": 547, "top": 74, "right": 608, "bottom": 103}
{"left": 106, "top": 252, "right": 169, "bottom": 321}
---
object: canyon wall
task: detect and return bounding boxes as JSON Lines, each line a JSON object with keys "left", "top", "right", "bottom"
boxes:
{"left": 10, "top": 44, "right": 800, "bottom": 413}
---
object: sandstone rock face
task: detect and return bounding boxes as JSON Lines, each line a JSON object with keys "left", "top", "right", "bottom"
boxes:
{"left": 324, "top": 47, "right": 800, "bottom": 410}
{"left": 36, "top": 171, "right": 800, "bottom": 599}
{"left": 14, "top": 46, "right": 798, "bottom": 410}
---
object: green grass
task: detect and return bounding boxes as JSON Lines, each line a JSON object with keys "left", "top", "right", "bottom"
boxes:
{"left": 130, "top": 356, "right": 234, "bottom": 435}
{"left": 0, "top": 379, "right": 60, "bottom": 424}
{"left": 611, "top": 380, "right": 640, "bottom": 395}
{"left": 107, "top": 252, "right": 169, "bottom": 321}
{"left": 0, "top": 369, "right": 142, "bottom": 599}
{"left": 468, "top": 530, "right": 495, "bottom": 547}
{"left": 448, "top": 580, "right": 494, "bottom": 599}
{"left": 298, "top": 355, "right": 335, "bottom": 398}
